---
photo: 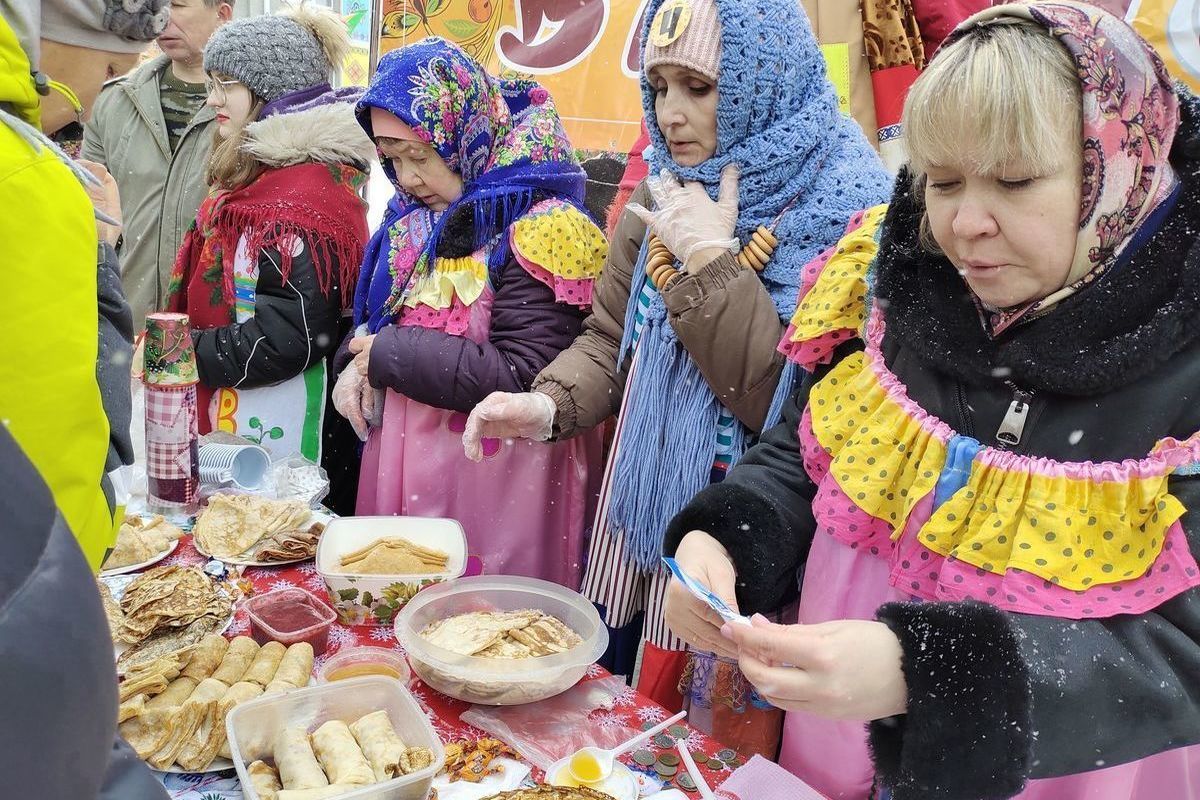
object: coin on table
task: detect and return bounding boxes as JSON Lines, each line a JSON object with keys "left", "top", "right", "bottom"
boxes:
{"left": 689, "top": 750, "right": 709, "bottom": 763}
{"left": 658, "top": 753, "right": 681, "bottom": 767}
{"left": 716, "top": 748, "right": 737, "bottom": 761}
{"left": 642, "top": 721, "right": 657, "bottom": 731}
{"left": 653, "top": 734, "right": 676, "bottom": 749}
{"left": 728, "top": 756, "right": 746, "bottom": 768}
{"left": 677, "top": 774, "right": 698, "bottom": 792}
{"left": 632, "top": 749, "right": 657, "bottom": 766}
{"left": 655, "top": 763, "right": 679, "bottom": 778}
{"left": 669, "top": 725, "right": 689, "bottom": 739}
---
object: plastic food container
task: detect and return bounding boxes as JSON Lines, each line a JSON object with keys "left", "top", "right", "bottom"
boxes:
{"left": 317, "top": 516, "right": 468, "bottom": 625}
{"left": 318, "top": 646, "right": 411, "bottom": 685}
{"left": 395, "top": 575, "right": 608, "bottom": 706}
{"left": 245, "top": 587, "right": 337, "bottom": 656}
{"left": 226, "top": 676, "right": 443, "bottom": 800}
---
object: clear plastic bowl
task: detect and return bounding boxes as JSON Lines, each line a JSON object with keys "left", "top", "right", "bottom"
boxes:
{"left": 318, "top": 646, "right": 411, "bottom": 685}
{"left": 394, "top": 575, "right": 608, "bottom": 706}
{"left": 226, "top": 676, "right": 442, "bottom": 800}
{"left": 244, "top": 587, "right": 337, "bottom": 656}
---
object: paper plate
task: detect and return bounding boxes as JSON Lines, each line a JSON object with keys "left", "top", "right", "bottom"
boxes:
{"left": 193, "top": 510, "right": 333, "bottom": 567}
{"left": 99, "top": 537, "right": 181, "bottom": 577}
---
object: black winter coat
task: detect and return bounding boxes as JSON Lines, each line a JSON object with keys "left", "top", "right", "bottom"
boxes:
{"left": 666, "top": 93, "right": 1200, "bottom": 799}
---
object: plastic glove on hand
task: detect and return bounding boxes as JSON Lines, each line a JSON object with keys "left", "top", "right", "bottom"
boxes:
{"left": 627, "top": 164, "right": 740, "bottom": 268}
{"left": 462, "top": 391, "right": 556, "bottom": 462}
{"left": 332, "top": 366, "right": 370, "bottom": 441}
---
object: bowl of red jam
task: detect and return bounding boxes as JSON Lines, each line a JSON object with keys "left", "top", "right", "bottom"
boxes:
{"left": 244, "top": 587, "right": 337, "bottom": 656}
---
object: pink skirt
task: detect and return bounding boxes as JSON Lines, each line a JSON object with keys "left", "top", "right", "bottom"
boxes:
{"left": 778, "top": 532, "right": 1200, "bottom": 799}
{"left": 357, "top": 390, "right": 604, "bottom": 589}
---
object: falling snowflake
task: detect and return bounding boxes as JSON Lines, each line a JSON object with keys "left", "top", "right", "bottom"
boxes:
{"left": 370, "top": 626, "right": 395, "bottom": 642}
{"left": 636, "top": 705, "right": 667, "bottom": 723}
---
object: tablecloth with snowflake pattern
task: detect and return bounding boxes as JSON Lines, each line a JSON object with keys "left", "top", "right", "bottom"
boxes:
{"left": 152, "top": 536, "right": 740, "bottom": 800}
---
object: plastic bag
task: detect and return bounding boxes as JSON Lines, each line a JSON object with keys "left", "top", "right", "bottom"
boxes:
{"left": 460, "top": 675, "right": 643, "bottom": 772}
{"left": 270, "top": 455, "right": 330, "bottom": 507}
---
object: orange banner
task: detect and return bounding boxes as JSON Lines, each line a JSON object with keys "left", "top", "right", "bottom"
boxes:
{"left": 379, "top": 0, "right": 648, "bottom": 151}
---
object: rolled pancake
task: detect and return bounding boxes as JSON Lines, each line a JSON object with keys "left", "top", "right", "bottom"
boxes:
{"left": 247, "top": 760, "right": 283, "bottom": 800}
{"left": 270, "top": 642, "right": 314, "bottom": 689}
{"left": 276, "top": 787, "right": 358, "bottom": 800}
{"left": 181, "top": 634, "right": 229, "bottom": 681}
{"left": 211, "top": 636, "right": 260, "bottom": 684}
{"left": 310, "top": 720, "right": 374, "bottom": 786}
{"left": 275, "top": 727, "right": 328, "bottom": 790}
{"left": 189, "top": 677, "right": 231, "bottom": 704}
{"left": 145, "top": 676, "right": 199, "bottom": 711}
{"left": 242, "top": 641, "right": 287, "bottom": 687}
{"left": 264, "top": 679, "right": 296, "bottom": 695}
{"left": 348, "top": 710, "right": 404, "bottom": 782}
{"left": 217, "top": 681, "right": 265, "bottom": 759}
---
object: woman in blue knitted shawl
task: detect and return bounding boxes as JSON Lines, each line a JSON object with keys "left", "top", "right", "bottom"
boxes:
{"left": 463, "top": 0, "right": 891, "bottom": 753}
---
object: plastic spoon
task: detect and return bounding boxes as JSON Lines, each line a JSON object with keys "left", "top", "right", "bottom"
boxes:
{"left": 568, "top": 709, "right": 688, "bottom": 783}
{"left": 675, "top": 740, "right": 716, "bottom": 800}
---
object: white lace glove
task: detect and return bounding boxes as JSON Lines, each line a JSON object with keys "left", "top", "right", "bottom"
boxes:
{"left": 462, "top": 391, "right": 556, "bottom": 462}
{"left": 332, "top": 366, "right": 371, "bottom": 442}
{"left": 627, "top": 164, "right": 740, "bottom": 269}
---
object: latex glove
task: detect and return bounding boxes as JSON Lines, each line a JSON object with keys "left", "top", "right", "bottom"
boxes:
{"left": 332, "top": 366, "right": 370, "bottom": 441}
{"left": 723, "top": 615, "right": 908, "bottom": 721}
{"left": 349, "top": 334, "right": 376, "bottom": 376}
{"left": 462, "top": 391, "right": 556, "bottom": 462}
{"left": 627, "top": 164, "right": 739, "bottom": 272}
{"left": 78, "top": 159, "right": 122, "bottom": 247}
{"left": 663, "top": 530, "right": 740, "bottom": 659}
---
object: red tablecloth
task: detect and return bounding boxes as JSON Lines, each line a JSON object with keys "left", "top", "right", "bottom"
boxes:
{"left": 159, "top": 535, "right": 740, "bottom": 794}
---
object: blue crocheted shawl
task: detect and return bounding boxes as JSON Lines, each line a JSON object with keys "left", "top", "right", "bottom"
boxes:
{"left": 352, "top": 38, "right": 588, "bottom": 333}
{"left": 608, "top": 0, "right": 893, "bottom": 570}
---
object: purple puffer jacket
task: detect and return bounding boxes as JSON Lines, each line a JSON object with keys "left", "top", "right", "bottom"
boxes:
{"left": 337, "top": 253, "right": 587, "bottom": 413}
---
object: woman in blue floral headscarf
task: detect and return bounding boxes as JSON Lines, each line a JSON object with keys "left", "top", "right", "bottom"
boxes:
{"left": 332, "top": 39, "right": 608, "bottom": 598}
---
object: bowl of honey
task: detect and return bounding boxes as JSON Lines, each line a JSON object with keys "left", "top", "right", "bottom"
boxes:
{"left": 317, "top": 645, "right": 411, "bottom": 685}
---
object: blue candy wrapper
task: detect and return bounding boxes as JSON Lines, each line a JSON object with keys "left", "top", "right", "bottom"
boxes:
{"left": 662, "top": 557, "right": 751, "bottom": 626}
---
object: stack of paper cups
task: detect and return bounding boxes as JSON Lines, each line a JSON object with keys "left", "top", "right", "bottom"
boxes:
{"left": 143, "top": 312, "right": 201, "bottom": 517}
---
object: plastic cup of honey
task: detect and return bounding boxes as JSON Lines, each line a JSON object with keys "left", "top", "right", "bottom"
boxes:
{"left": 318, "top": 646, "right": 411, "bottom": 684}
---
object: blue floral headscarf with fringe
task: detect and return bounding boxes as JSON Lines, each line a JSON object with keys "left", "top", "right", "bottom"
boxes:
{"left": 353, "top": 38, "right": 588, "bottom": 333}
{"left": 607, "top": 0, "right": 893, "bottom": 571}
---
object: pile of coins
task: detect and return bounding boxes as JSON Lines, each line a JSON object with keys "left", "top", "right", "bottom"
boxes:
{"left": 626, "top": 721, "right": 744, "bottom": 794}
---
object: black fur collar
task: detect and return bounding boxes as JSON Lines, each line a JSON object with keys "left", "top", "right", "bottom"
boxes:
{"left": 875, "top": 89, "right": 1200, "bottom": 396}
{"left": 435, "top": 190, "right": 551, "bottom": 259}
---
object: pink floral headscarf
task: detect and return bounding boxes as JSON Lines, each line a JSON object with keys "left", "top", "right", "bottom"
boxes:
{"left": 947, "top": 1, "right": 1180, "bottom": 336}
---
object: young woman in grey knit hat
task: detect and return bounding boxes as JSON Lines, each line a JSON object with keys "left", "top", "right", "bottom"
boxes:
{"left": 165, "top": 4, "right": 373, "bottom": 512}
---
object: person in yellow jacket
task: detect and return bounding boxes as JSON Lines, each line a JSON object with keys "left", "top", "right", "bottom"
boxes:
{"left": 0, "top": 0, "right": 165, "bottom": 571}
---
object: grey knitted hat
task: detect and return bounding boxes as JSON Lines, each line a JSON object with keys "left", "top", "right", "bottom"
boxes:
{"left": 204, "top": 5, "right": 350, "bottom": 102}
{"left": 39, "top": 0, "right": 170, "bottom": 55}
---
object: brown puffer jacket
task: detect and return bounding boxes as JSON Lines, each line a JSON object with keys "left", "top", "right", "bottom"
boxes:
{"left": 533, "top": 181, "right": 789, "bottom": 438}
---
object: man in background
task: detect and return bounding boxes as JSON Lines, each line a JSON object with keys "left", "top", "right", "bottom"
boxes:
{"left": 84, "top": 0, "right": 233, "bottom": 328}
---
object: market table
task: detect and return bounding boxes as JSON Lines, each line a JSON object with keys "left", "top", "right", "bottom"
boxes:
{"left": 146, "top": 535, "right": 743, "bottom": 800}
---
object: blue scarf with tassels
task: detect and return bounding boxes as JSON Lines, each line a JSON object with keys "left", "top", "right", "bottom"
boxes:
{"left": 353, "top": 38, "right": 587, "bottom": 333}
{"left": 607, "top": 0, "right": 893, "bottom": 571}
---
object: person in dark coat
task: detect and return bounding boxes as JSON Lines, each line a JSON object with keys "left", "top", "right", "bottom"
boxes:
{"left": 663, "top": 3, "right": 1200, "bottom": 799}
{"left": 333, "top": 38, "right": 607, "bottom": 590}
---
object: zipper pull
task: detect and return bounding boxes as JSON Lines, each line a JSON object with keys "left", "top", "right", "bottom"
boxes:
{"left": 995, "top": 388, "right": 1033, "bottom": 449}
